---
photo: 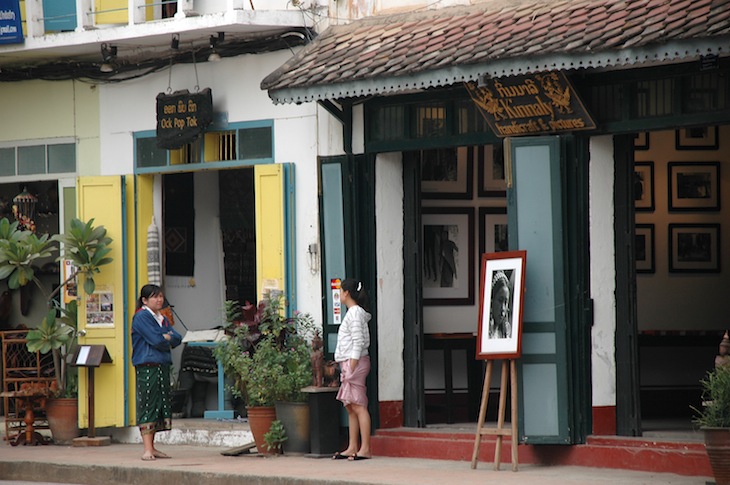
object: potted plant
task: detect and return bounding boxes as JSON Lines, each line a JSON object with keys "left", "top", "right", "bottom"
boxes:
{"left": 263, "top": 419, "right": 287, "bottom": 455}
{"left": 693, "top": 361, "right": 730, "bottom": 485}
{"left": 214, "top": 292, "right": 315, "bottom": 454}
{"left": 0, "top": 217, "right": 113, "bottom": 443}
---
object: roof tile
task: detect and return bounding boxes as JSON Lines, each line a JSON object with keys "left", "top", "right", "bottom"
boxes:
{"left": 262, "top": 0, "right": 730, "bottom": 95}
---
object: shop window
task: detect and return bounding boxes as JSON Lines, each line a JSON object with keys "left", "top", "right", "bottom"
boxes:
{"left": 371, "top": 105, "right": 405, "bottom": 141}
{"left": 171, "top": 140, "right": 202, "bottom": 165}
{"left": 18, "top": 146, "right": 46, "bottom": 175}
{"left": 634, "top": 79, "right": 675, "bottom": 118}
{"left": 0, "top": 142, "right": 76, "bottom": 176}
{"left": 0, "top": 148, "right": 15, "bottom": 177}
{"left": 136, "top": 137, "right": 167, "bottom": 168}
{"left": 684, "top": 73, "right": 729, "bottom": 113}
{"left": 587, "top": 84, "right": 623, "bottom": 122}
{"left": 455, "top": 100, "right": 489, "bottom": 134}
{"left": 134, "top": 120, "right": 274, "bottom": 173}
{"left": 204, "top": 131, "right": 236, "bottom": 162}
{"left": 416, "top": 104, "right": 447, "bottom": 138}
{"left": 239, "top": 127, "right": 273, "bottom": 160}
{"left": 48, "top": 144, "right": 75, "bottom": 173}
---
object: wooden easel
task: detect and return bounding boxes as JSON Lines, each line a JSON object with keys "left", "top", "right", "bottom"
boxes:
{"left": 471, "top": 358, "right": 518, "bottom": 471}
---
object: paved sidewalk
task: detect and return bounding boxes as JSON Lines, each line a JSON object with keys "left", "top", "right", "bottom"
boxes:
{"left": 0, "top": 442, "right": 712, "bottom": 485}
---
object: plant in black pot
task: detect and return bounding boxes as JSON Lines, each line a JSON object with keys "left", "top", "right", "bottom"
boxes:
{"left": 214, "top": 292, "right": 315, "bottom": 454}
{"left": 693, "top": 353, "right": 730, "bottom": 485}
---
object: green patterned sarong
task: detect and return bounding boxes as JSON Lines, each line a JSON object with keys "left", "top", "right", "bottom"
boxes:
{"left": 136, "top": 365, "right": 172, "bottom": 435}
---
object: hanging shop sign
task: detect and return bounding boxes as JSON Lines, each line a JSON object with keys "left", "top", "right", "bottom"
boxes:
{"left": 465, "top": 71, "right": 596, "bottom": 137}
{"left": 156, "top": 88, "right": 214, "bottom": 149}
{"left": 0, "top": 0, "right": 23, "bottom": 45}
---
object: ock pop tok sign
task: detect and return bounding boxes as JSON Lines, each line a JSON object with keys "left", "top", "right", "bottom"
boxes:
{"left": 156, "top": 88, "right": 213, "bottom": 149}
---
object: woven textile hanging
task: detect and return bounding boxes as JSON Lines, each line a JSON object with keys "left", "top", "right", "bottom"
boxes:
{"left": 147, "top": 217, "right": 161, "bottom": 286}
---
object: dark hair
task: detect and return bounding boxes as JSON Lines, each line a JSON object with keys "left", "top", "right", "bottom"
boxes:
{"left": 341, "top": 278, "right": 369, "bottom": 311}
{"left": 137, "top": 284, "right": 163, "bottom": 310}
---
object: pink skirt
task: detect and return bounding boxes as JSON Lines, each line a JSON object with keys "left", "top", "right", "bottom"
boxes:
{"left": 336, "top": 355, "right": 371, "bottom": 407}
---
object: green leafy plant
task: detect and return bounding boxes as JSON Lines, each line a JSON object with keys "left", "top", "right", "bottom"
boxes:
{"left": 214, "top": 292, "right": 315, "bottom": 407}
{"left": 263, "top": 419, "right": 287, "bottom": 454}
{"left": 693, "top": 364, "right": 730, "bottom": 428}
{"left": 0, "top": 216, "right": 115, "bottom": 398}
{"left": 26, "top": 301, "right": 78, "bottom": 397}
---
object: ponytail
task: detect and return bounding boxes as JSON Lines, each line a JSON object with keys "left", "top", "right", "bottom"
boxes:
{"left": 341, "top": 278, "right": 370, "bottom": 312}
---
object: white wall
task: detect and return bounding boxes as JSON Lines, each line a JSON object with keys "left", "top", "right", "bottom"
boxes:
{"left": 589, "top": 135, "right": 616, "bottom": 407}
{"left": 97, "top": 49, "right": 324, "bottom": 329}
{"left": 375, "top": 152, "right": 404, "bottom": 401}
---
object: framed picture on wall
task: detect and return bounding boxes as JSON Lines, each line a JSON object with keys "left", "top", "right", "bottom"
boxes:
{"left": 669, "top": 223, "right": 721, "bottom": 273}
{"left": 634, "top": 161, "right": 655, "bottom": 212}
{"left": 478, "top": 207, "right": 508, "bottom": 255}
{"left": 421, "top": 147, "right": 474, "bottom": 199}
{"left": 668, "top": 162, "right": 720, "bottom": 211}
{"left": 634, "top": 132, "right": 650, "bottom": 151}
{"left": 422, "top": 207, "right": 475, "bottom": 305}
{"left": 635, "top": 224, "right": 655, "bottom": 274}
{"left": 477, "top": 144, "right": 507, "bottom": 197}
{"left": 476, "top": 250, "right": 526, "bottom": 360}
{"left": 675, "top": 126, "right": 719, "bottom": 150}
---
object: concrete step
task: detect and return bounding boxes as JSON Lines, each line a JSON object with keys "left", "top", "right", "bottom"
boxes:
{"left": 371, "top": 427, "right": 712, "bottom": 477}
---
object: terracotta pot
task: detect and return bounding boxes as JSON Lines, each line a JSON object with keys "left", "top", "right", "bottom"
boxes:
{"left": 704, "top": 427, "right": 730, "bottom": 485}
{"left": 275, "top": 401, "right": 310, "bottom": 454}
{"left": 247, "top": 406, "right": 277, "bottom": 454}
{"left": 45, "top": 397, "right": 80, "bottom": 444}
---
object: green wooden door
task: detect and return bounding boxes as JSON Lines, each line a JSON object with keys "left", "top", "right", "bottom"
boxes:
{"left": 507, "top": 137, "right": 573, "bottom": 444}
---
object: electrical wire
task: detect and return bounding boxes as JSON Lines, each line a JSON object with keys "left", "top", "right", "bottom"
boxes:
{"left": 0, "top": 28, "right": 313, "bottom": 84}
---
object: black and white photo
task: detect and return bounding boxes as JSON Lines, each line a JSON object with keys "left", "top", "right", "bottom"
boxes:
{"left": 477, "top": 250, "right": 526, "bottom": 359}
{"left": 422, "top": 207, "right": 474, "bottom": 305}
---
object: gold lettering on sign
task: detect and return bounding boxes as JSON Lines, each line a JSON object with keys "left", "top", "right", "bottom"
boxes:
{"left": 465, "top": 71, "right": 595, "bottom": 137}
{"left": 159, "top": 100, "right": 202, "bottom": 131}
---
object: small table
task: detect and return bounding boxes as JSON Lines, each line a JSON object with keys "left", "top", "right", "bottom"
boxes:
{"left": 1, "top": 387, "right": 53, "bottom": 446}
{"left": 186, "top": 341, "right": 234, "bottom": 419}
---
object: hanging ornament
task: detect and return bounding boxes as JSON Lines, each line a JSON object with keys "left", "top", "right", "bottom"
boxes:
{"left": 12, "top": 187, "right": 37, "bottom": 232}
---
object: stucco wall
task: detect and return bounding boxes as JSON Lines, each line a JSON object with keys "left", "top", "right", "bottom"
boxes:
{"left": 375, "top": 152, "right": 405, "bottom": 401}
{"left": 96, "top": 49, "right": 324, "bottom": 329}
{"left": 589, "top": 135, "right": 617, "bottom": 407}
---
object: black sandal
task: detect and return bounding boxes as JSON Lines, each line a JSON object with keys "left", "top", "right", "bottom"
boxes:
{"left": 332, "top": 452, "right": 350, "bottom": 460}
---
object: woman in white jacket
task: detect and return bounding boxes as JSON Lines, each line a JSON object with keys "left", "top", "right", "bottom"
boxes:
{"left": 332, "top": 278, "right": 372, "bottom": 461}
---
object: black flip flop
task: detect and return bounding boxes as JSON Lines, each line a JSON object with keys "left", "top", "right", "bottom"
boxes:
{"left": 332, "top": 452, "right": 350, "bottom": 460}
{"left": 348, "top": 454, "right": 371, "bottom": 461}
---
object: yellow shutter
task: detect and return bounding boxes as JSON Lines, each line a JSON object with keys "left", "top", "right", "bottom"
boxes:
{"left": 76, "top": 176, "right": 127, "bottom": 428}
{"left": 94, "top": 0, "right": 128, "bottom": 24}
{"left": 254, "top": 164, "right": 286, "bottom": 302}
{"left": 128, "top": 175, "right": 154, "bottom": 425}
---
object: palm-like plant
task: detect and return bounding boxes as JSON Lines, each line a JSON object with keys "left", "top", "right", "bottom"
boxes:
{"left": 0, "top": 217, "right": 114, "bottom": 398}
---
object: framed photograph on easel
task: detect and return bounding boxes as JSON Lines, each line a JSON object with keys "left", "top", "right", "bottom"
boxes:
{"left": 476, "top": 250, "right": 526, "bottom": 360}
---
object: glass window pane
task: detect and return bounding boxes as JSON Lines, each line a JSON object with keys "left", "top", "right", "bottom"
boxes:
{"left": 456, "top": 100, "right": 488, "bottom": 134}
{"left": 0, "top": 148, "right": 16, "bottom": 176}
{"left": 48, "top": 143, "right": 76, "bottom": 173}
{"left": 238, "top": 127, "right": 272, "bottom": 160}
{"left": 372, "top": 105, "right": 405, "bottom": 141}
{"left": 18, "top": 145, "right": 46, "bottom": 175}
{"left": 416, "top": 104, "right": 447, "bottom": 138}
{"left": 136, "top": 137, "right": 167, "bottom": 168}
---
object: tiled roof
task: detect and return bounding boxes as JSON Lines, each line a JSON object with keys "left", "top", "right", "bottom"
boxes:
{"left": 262, "top": 0, "right": 730, "bottom": 104}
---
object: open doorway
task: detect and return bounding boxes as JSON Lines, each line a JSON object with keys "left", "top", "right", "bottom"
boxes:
{"left": 631, "top": 127, "right": 726, "bottom": 435}
{"left": 410, "top": 144, "right": 506, "bottom": 426}
{"left": 161, "top": 167, "right": 257, "bottom": 418}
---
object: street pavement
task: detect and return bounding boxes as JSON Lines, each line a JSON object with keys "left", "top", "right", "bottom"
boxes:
{"left": 0, "top": 442, "right": 712, "bottom": 485}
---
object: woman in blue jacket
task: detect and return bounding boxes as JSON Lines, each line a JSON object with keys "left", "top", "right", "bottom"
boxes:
{"left": 132, "top": 284, "right": 182, "bottom": 461}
